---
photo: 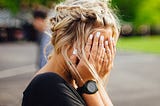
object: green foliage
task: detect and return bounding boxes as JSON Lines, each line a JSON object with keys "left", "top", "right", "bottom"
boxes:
{"left": 111, "top": 0, "right": 141, "bottom": 21}
{"left": 0, "top": 0, "right": 63, "bottom": 13}
{"left": 134, "top": 0, "right": 160, "bottom": 26}
{"left": 112, "top": 0, "right": 160, "bottom": 29}
{"left": 0, "top": 0, "right": 20, "bottom": 13}
{"left": 1, "top": 0, "right": 160, "bottom": 28}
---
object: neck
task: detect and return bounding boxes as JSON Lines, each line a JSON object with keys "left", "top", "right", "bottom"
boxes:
{"left": 37, "top": 52, "right": 72, "bottom": 84}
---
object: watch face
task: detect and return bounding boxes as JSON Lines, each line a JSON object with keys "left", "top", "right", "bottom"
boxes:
{"left": 87, "top": 81, "right": 97, "bottom": 93}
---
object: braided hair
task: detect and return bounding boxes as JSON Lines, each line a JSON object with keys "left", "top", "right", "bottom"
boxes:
{"left": 49, "top": 0, "right": 120, "bottom": 88}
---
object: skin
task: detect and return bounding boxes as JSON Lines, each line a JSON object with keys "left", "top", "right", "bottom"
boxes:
{"left": 36, "top": 27, "right": 116, "bottom": 106}
{"left": 33, "top": 17, "right": 47, "bottom": 32}
{"left": 70, "top": 27, "right": 116, "bottom": 86}
{"left": 70, "top": 27, "right": 116, "bottom": 106}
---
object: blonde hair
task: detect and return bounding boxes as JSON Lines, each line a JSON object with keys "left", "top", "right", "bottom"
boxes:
{"left": 50, "top": 0, "right": 120, "bottom": 87}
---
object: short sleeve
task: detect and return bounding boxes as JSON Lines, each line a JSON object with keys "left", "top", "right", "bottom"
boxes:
{"left": 22, "top": 72, "right": 86, "bottom": 106}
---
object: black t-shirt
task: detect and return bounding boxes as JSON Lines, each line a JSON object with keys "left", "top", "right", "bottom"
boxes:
{"left": 22, "top": 72, "right": 86, "bottom": 106}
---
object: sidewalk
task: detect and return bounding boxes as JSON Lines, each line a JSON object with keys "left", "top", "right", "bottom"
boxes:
{"left": 0, "top": 43, "right": 160, "bottom": 106}
{"left": 0, "top": 42, "right": 37, "bottom": 106}
{"left": 108, "top": 51, "right": 160, "bottom": 106}
{"left": 0, "top": 65, "right": 36, "bottom": 106}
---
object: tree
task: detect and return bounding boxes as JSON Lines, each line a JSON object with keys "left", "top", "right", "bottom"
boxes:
{"left": 111, "top": 0, "right": 141, "bottom": 22}
{"left": 134, "top": 0, "right": 160, "bottom": 26}
{"left": 0, "top": 0, "right": 63, "bottom": 13}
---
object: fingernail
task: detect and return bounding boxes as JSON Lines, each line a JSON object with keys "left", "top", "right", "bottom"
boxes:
{"left": 96, "top": 32, "right": 100, "bottom": 38}
{"left": 100, "top": 36, "right": 104, "bottom": 41}
{"left": 89, "top": 34, "right": 93, "bottom": 39}
{"left": 105, "top": 41, "right": 108, "bottom": 45}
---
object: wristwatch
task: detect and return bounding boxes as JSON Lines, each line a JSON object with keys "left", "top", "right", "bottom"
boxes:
{"left": 77, "top": 80, "right": 98, "bottom": 95}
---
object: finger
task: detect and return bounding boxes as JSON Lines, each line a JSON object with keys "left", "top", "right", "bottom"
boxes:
{"left": 96, "top": 36, "right": 104, "bottom": 61}
{"left": 99, "top": 53, "right": 108, "bottom": 78}
{"left": 90, "top": 32, "right": 100, "bottom": 60}
{"left": 85, "top": 34, "right": 93, "bottom": 58}
{"left": 99, "top": 35, "right": 104, "bottom": 47}
{"left": 108, "top": 37, "right": 114, "bottom": 55}
{"left": 113, "top": 38, "right": 116, "bottom": 56}
{"left": 111, "top": 38, "right": 116, "bottom": 61}
{"left": 105, "top": 40, "right": 114, "bottom": 72}
{"left": 97, "top": 47, "right": 105, "bottom": 73}
{"left": 99, "top": 47, "right": 105, "bottom": 68}
{"left": 105, "top": 41, "right": 112, "bottom": 63}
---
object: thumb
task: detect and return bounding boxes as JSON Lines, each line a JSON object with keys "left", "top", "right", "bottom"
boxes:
{"left": 69, "top": 54, "right": 79, "bottom": 81}
{"left": 70, "top": 54, "right": 78, "bottom": 66}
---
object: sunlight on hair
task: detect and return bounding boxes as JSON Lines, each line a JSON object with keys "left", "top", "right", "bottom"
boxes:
{"left": 49, "top": 0, "right": 120, "bottom": 100}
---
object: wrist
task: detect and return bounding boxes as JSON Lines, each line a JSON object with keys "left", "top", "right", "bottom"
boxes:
{"left": 77, "top": 79, "right": 94, "bottom": 87}
{"left": 77, "top": 79, "right": 85, "bottom": 88}
{"left": 77, "top": 80, "right": 98, "bottom": 96}
{"left": 76, "top": 76, "right": 96, "bottom": 88}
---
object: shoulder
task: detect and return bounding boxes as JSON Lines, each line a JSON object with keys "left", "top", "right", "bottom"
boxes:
{"left": 22, "top": 72, "right": 65, "bottom": 105}
{"left": 22, "top": 72, "right": 86, "bottom": 106}
{"left": 32, "top": 72, "right": 64, "bottom": 84}
{"left": 23, "top": 72, "right": 65, "bottom": 94}
{"left": 23, "top": 72, "right": 67, "bottom": 100}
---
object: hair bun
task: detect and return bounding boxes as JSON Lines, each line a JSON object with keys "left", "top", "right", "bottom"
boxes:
{"left": 50, "top": 0, "right": 120, "bottom": 33}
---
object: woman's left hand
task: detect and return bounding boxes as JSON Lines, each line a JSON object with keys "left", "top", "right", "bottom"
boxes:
{"left": 98, "top": 36, "right": 116, "bottom": 79}
{"left": 87, "top": 31, "right": 116, "bottom": 79}
{"left": 70, "top": 31, "right": 116, "bottom": 86}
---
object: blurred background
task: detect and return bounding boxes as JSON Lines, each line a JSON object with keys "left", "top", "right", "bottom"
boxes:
{"left": 0, "top": 0, "right": 159, "bottom": 106}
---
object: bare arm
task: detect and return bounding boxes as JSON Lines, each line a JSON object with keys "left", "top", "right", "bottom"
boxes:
{"left": 82, "top": 86, "right": 113, "bottom": 106}
{"left": 70, "top": 30, "right": 116, "bottom": 106}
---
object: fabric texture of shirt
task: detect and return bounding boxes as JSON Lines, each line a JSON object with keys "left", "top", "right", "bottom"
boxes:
{"left": 22, "top": 72, "right": 86, "bottom": 106}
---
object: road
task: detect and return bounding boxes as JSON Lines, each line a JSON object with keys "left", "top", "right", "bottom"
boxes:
{"left": 0, "top": 42, "right": 160, "bottom": 106}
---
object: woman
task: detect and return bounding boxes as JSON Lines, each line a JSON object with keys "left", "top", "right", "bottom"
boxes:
{"left": 22, "top": 0, "right": 120, "bottom": 106}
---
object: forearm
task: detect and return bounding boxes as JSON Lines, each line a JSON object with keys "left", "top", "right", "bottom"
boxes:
{"left": 82, "top": 85, "right": 113, "bottom": 106}
{"left": 99, "top": 86, "right": 113, "bottom": 106}
{"left": 82, "top": 92, "right": 104, "bottom": 106}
